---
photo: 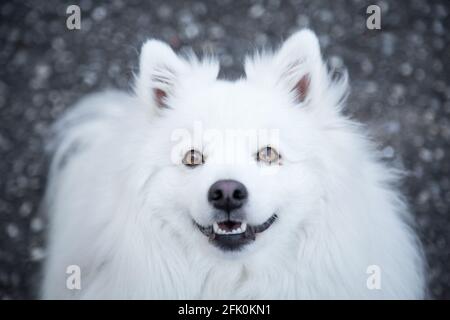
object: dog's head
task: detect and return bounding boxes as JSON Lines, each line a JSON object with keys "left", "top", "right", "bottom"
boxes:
{"left": 135, "top": 30, "right": 348, "bottom": 255}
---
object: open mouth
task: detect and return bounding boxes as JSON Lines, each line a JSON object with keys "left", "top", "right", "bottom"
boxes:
{"left": 195, "top": 214, "right": 277, "bottom": 251}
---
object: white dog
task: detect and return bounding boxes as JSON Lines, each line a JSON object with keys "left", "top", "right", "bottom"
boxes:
{"left": 42, "top": 29, "right": 425, "bottom": 299}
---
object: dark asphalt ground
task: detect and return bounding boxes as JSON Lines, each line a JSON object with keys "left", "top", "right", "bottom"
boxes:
{"left": 0, "top": 0, "right": 449, "bottom": 299}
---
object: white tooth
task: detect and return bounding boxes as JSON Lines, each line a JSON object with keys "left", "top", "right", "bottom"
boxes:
{"left": 213, "top": 223, "right": 219, "bottom": 233}
{"left": 236, "top": 228, "right": 242, "bottom": 233}
{"left": 218, "top": 229, "right": 225, "bottom": 235}
{"left": 241, "top": 222, "right": 247, "bottom": 232}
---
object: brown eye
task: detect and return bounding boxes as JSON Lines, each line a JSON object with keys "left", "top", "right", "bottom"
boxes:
{"left": 256, "top": 146, "right": 280, "bottom": 164}
{"left": 182, "top": 149, "right": 204, "bottom": 167}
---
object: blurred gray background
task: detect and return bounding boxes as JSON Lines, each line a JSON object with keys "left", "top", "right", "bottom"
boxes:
{"left": 0, "top": 0, "right": 449, "bottom": 299}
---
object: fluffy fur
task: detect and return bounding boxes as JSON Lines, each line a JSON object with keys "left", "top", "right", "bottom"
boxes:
{"left": 42, "top": 30, "right": 425, "bottom": 299}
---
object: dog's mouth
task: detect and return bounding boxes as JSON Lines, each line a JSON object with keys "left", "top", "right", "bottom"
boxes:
{"left": 194, "top": 214, "right": 277, "bottom": 251}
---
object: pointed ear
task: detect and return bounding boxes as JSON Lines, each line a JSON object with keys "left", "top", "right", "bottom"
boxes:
{"left": 273, "top": 29, "right": 323, "bottom": 103}
{"left": 135, "top": 40, "right": 186, "bottom": 109}
{"left": 246, "top": 29, "right": 325, "bottom": 105}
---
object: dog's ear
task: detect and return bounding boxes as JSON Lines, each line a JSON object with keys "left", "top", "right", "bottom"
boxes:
{"left": 135, "top": 40, "right": 186, "bottom": 109}
{"left": 273, "top": 29, "right": 323, "bottom": 104}
{"left": 246, "top": 29, "right": 330, "bottom": 106}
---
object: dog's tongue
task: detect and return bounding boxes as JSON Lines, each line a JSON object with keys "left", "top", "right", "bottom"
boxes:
{"left": 218, "top": 221, "right": 241, "bottom": 232}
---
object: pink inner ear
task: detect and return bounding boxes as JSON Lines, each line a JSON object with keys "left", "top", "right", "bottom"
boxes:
{"left": 154, "top": 88, "right": 167, "bottom": 108}
{"left": 295, "top": 74, "right": 310, "bottom": 103}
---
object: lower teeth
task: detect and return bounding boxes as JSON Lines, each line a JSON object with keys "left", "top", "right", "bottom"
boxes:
{"left": 213, "top": 222, "right": 247, "bottom": 235}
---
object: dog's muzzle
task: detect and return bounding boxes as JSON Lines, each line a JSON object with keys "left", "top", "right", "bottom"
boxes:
{"left": 194, "top": 179, "right": 277, "bottom": 251}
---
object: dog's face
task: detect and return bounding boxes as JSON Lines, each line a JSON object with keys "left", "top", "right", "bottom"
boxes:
{"left": 136, "top": 30, "right": 347, "bottom": 256}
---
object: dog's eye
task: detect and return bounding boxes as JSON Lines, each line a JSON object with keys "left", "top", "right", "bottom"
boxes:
{"left": 182, "top": 149, "right": 204, "bottom": 167}
{"left": 256, "top": 146, "right": 281, "bottom": 164}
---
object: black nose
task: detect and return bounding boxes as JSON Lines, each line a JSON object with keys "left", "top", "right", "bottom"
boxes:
{"left": 208, "top": 180, "right": 248, "bottom": 212}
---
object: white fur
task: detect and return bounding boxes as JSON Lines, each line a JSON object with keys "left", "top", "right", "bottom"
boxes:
{"left": 42, "top": 30, "right": 425, "bottom": 299}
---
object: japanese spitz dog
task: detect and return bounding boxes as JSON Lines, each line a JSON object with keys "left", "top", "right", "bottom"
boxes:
{"left": 42, "top": 29, "right": 425, "bottom": 299}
